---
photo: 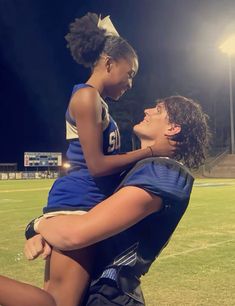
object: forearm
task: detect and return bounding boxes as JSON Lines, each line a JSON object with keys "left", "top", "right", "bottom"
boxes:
{"left": 0, "top": 275, "right": 55, "bottom": 306}
{"left": 37, "top": 216, "right": 83, "bottom": 250}
{"left": 89, "top": 147, "right": 153, "bottom": 176}
{"left": 36, "top": 187, "right": 162, "bottom": 251}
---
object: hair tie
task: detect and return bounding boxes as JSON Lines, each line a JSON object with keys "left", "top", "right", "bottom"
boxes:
{"left": 147, "top": 146, "right": 154, "bottom": 157}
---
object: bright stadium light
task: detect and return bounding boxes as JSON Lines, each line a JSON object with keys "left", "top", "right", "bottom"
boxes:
{"left": 219, "top": 35, "right": 235, "bottom": 154}
{"left": 63, "top": 162, "right": 71, "bottom": 169}
{"left": 220, "top": 35, "right": 235, "bottom": 56}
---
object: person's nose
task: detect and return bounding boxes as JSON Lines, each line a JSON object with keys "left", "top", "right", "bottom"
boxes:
{"left": 144, "top": 108, "right": 151, "bottom": 115}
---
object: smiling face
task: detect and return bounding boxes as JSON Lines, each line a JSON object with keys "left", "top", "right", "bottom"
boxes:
{"left": 104, "top": 56, "right": 138, "bottom": 100}
{"left": 134, "top": 102, "right": 181, "bottom": 142}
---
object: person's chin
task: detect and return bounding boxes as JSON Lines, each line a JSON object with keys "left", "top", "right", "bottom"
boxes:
{"left": 112, "top": 96, "right": 120, "bottom": 101}
{"left": 133, "top": 123, "right": 148, "bottom": 140}
{"left": 133, "top": 124, "right": 140, "bottom": 136}
{"left": 113, "top": 90, "right": 126, "bottom": 101}
{"left": 109, "top": 94, "right": 121, "bottom": 101}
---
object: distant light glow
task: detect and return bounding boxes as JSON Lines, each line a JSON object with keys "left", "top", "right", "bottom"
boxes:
{"left": 63, "top": 162, "right": 71, "bottom": 169}
{"left": 220, "top": 35, "right": 235, "bottom": 55}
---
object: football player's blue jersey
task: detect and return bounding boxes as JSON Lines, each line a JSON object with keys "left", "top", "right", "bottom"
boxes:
{"left": 91, "top": 157, "right": 194, "bottom": 303}
{"left": 43, "top": 83, "right": 121, "bottom": 213}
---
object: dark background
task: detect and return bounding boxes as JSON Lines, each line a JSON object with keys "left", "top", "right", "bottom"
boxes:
{"left": 1, "top": 0, "right": 235, "bottom": 169}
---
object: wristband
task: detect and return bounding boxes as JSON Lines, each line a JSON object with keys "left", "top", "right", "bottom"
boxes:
{"left": 25, "top": 216, "right": 42, "bottom": 240}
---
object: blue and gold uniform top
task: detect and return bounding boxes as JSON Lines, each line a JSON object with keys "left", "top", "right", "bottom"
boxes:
{"left": 91, "top": 157, "right": 194, "bottom": 303}
{"left": 66, "top": 83, "right": 120, "bottom": 169}
{"left": 44, "top": 83, "right": 121, "bottom": 213}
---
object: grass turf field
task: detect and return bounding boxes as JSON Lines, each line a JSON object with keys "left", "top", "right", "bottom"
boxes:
{"left": 0, "top": 178, "right": 234, "bottom": 306}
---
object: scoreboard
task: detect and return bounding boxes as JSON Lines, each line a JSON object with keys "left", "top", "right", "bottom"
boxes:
{"left": 24, "top": 152, "right": 62, "bottom": 167}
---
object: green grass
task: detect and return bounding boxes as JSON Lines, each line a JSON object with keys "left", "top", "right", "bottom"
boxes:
{"left": 0, "top": 178, "right": 235, "bottom": 305}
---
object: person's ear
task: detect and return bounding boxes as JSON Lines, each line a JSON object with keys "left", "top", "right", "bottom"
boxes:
{"left": 166, "top": 123, "right": 181, "bottom": 136}
{"left": 104, "top": 56, "right": 114, "bottom": 73}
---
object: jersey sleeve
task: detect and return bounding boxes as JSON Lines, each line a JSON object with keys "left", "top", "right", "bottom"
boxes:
{"left": 116, "top": 157, "right": 194, "bottom": 203}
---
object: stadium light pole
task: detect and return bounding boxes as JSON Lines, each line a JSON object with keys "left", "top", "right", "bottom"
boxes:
{"left": 219, "top": 35, "right": 235, "bottom": 154}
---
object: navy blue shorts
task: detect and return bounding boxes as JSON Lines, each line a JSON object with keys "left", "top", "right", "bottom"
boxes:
{"left": 84, "top": 279, "right": 145, "bottom": 306}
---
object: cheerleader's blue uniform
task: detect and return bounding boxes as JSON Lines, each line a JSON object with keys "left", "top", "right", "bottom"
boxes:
{"left": 43, "top": 84, "right": 121, "bottom": 214}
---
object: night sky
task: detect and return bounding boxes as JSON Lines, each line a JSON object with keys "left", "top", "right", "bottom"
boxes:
{"left": 1, "top": 0, "right": 235, "bottom": 169}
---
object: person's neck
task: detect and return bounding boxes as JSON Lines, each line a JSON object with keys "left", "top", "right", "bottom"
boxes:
{"left": 86, "top": 74, "right": 106, "bottom": 98}
{"left": 140, "top": 139, "right": 155, "bottom": 150}
{"left": 140, "top": 137, "right": 175, "bottom": 158}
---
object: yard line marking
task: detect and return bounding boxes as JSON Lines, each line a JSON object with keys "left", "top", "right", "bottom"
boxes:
{"left": 0, "top": 199, "right": 23, "bottom": 203}
{"left": 0, "top": 207, "right": 42, "bottom": 214}
{"left": 159, "top": 239, "right": 235, "bottom": 260}
{"left": 194, "top": 182, "right": 235, "bottom": 187}
{"left": 0, "top": 246, "right": 9, "bottom": 250}
{"left": 0, "top": 187, "right": 50, "bottom": 193}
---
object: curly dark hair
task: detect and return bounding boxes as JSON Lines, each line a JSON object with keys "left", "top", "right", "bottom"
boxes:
{"left": 159, "top": 96, "right": 211, "bottom": 169}
{"left": 65, "top": 13, "right": 138, "bottom": 68}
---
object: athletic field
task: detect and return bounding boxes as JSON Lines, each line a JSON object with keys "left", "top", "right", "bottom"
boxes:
{"left": 0, "top": 178, "right": 234, "bottom": 305}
